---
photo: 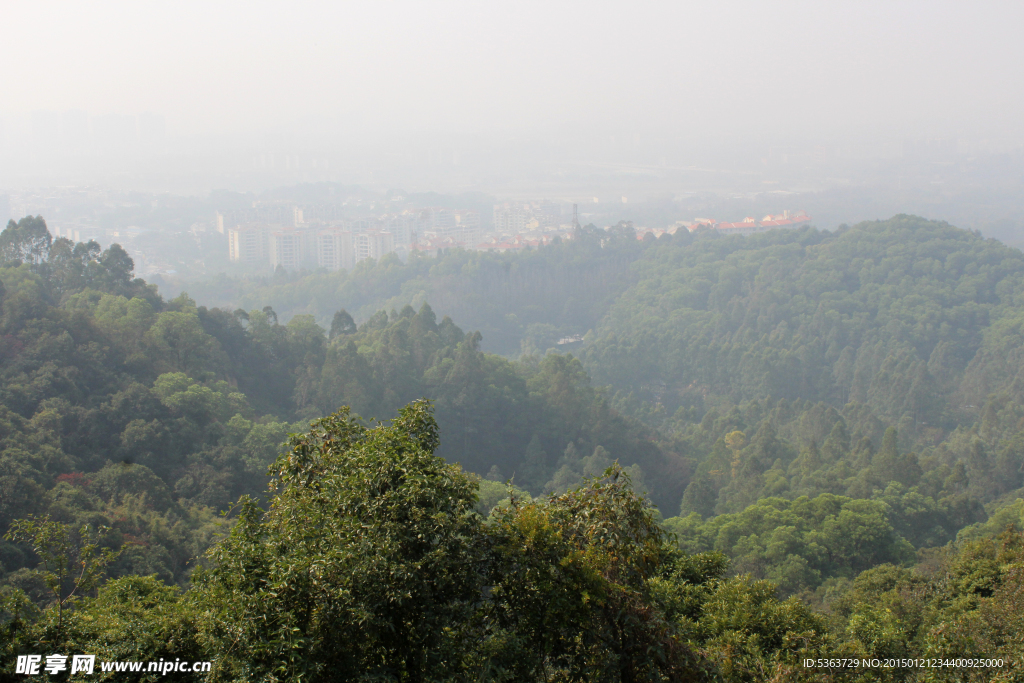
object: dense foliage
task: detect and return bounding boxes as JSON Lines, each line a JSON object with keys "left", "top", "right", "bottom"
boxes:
{"left": 4, "top": 214, "right": 1024, "bottom": 681}
{"left": 6, "top": 400, "right": 1023, "bottom": 682}
{"left": 588, "top": 217, "right": 1024, "bottom": 440}
{"left": 180, "top": 223, "right": 647, "bottom": 357}
{"left": 0, "top": 216, "right": 680, "bottom": 586}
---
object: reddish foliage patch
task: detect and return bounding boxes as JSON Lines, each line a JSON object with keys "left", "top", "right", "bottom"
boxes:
{"left": 56, "top": 472, "right": 91, "bottom": 488}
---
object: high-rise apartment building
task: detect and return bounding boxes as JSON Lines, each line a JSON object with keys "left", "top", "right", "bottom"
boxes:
{"left": 228, "top": 216, "right": 407, "bottom": 271}
{"left": 493, "top": 202, "right": 530, "bottom": 233}
{"left": 386, "top": 214, "right": 417, "bottom": 247}
{"left": 316, "top": 228, "right": 355, "bottom": 271}
{"left": 268, "top": 228, "right": 316, "bottom": 270}
{"left": 493, "top": 201, "right": 561, "bottom": 233}
{"left": 535, "top": 201, "right": 562, "bottom": 228}
{"left": 370, "top": 231, "right": 394, "bottom": 260}
{"left": 429, "top": 207, "right": 456, "bottom": 236}
{"left": 354, "top": 231, "right": 394, "bottom": 262}
{"left": 453, "top": 210, "right": 481, "bottom": 244}
{"left": 412, "top": 207, "right": 480, "bottom": 244}
{"left": 228, "top": 226, "right": 270, "bottom": 265}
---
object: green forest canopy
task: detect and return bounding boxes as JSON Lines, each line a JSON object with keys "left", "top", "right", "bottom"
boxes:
{"left": 3, "top": 214, "right": 1024, "bottom": 680}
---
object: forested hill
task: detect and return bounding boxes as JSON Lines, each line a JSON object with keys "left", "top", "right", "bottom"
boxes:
{"left": 6, "top": 214, "right": 1024, "bottom": 679}
{"left": 177, "top": 222, "right": 645, "bottom": 356}
{"left": 159, "top": 214, "right": 1024, "bottom": 588}
{"left": 586, "top": 214, "right": 1024, "bottom": 445}
{"left": 0, "top": 216, "right": 687, "bottom": 589}
{"left": 180, "top": 215, "right": 1024, "bottom": 451}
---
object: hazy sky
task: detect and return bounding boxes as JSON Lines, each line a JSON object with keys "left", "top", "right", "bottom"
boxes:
{"left": 4, "top": 1, "right": 1023, "bottom": 150}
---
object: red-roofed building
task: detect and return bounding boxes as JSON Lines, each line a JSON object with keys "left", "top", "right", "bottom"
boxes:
{"left": 687, "top": 210, "right": 812, "bottom": 236}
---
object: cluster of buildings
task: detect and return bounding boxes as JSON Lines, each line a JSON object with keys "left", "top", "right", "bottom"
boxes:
{"left": 50, "top": 224, "right": 105, "bottom": 244}
{"left": 672, "top": 210, "right": 811, "bottom": 237}
{"left": 411, "top": 201, "right": 571, "bottom": 255}
{"left": 223, "top": 199, "right": 812, "bottom": 271}
{"left": 492, "top": 201, "right": 562, "bottom": 233}
{"left": 226, "top": 206, "right": 481, "bottom": 270}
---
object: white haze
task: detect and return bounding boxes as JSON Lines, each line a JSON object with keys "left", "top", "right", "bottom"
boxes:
{"left": 1, "top": 0, "right": 1023, "bottom": 192}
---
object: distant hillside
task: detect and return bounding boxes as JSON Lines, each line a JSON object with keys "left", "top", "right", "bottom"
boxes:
{"left": 585, "top": 216, "right": 1024, "bottom": 445}
{"left": 180, "top": 216, "right": 1024, "bottom": 447}
{"left": 166, "top": 222, "right": 659, "bottom": 356}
